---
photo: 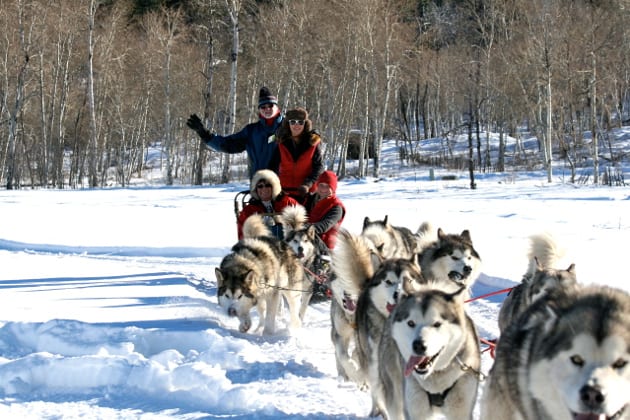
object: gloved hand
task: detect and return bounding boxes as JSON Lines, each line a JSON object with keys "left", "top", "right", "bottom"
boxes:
{"left": 186, "top": 114, "right": 212, "bottom": 141}
{"left": 297, "top": 184, "right": 309, "bottom": 197}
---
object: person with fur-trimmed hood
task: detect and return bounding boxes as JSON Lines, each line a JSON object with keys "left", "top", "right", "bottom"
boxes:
{"left": 268, "top": 107, "right": 324, "bottom": 203}
{"left": 186, "top": 87, "right": 282, "bottom": 180}
{"left": 236, "top": 169, "right": 299, "bottom": 239}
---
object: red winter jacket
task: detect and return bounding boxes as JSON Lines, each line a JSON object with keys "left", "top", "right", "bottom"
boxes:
{"left": 307, "top": 194, "right": 346, "bottom": 249}
{"left": 237, "top": 193, "right": 298, "bottom": 239}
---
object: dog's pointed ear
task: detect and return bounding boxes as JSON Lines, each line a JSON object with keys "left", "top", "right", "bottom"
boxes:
{"left": 383, "top": 215, "right": 389, "bottom": 225}
{"left": 460, "top": 229, "right": 472, "bottom": 242}
{"left": 215, "top": 268, "right": 224, "bottom": 285}
{"left": 363, "top": 216, "right": 370, "bottom": 230}
{"left": 437, "top": 228, "right": 446, "bottom": 239}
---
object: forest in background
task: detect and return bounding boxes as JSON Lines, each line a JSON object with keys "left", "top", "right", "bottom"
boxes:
{"left": 1, "top": 0, "right": 629, "bottom": 189}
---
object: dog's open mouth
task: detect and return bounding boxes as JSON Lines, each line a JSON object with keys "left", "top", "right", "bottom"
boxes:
{"left": 386, "top": 302, "right": 396, "bottom": 313}
{"left": 572, "top": 405, "right": 627, "bottom": 420}
{"left": 404, "top": 351, "right": 440, "bottom": 377}
{"left": 343, "top": 292, "right": 357, "bottom": 313}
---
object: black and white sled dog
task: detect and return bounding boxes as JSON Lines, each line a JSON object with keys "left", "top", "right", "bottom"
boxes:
{"left": 482, "top": 285, "right": 630, "bottom": 420}
{"left": 355, "top": 255, "right": 425, "bottom": 417}
{"left": 215, "top": 214, "right": 310, "bottom": 335}
{"left": 280, "top": 205, "right": 319, "bottom": 270}
{"left": 498, "top": 232, "right": 577, "bottom": 333}
{"left": 417, "top": 228, "right": 482, "bottom": 298}
{"left": 280, "top": 205, "right": 331, "bottom": 301}
{"left": 361, "top": 215, "right": 435, "bottom": 260}
{"left": 329, "top": 229, "right": 381, "bottom": 386}
{"left": 376, "top": 285, "right": 482, "bottom": 419}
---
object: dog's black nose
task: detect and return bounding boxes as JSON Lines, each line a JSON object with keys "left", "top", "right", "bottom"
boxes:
{"left": 463, "top": 265, "right": 472, "bottom": 274}
{"left": 228, "top": 307, "right": 237, "bottom": 317}
{"left": 579, "top": 385, "right": 605, "bottom": 410}
{"left": 412, "top": 338, "right": 426, "bottom": 355}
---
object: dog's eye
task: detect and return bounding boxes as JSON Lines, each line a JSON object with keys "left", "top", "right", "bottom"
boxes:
{"left": 433, "top": 322, "right": 442, "bottom": 328}
{"left": 570, "top": 355, "right": 585, "bottom": 367}
{"left": 407, "top": 320, "right": 416, "bottom": 328}
{"left": 612, "top": 359, "right": 627, "bottom": 369}
{"left": 385, "top": 280, "right": 394, "bottom": 286}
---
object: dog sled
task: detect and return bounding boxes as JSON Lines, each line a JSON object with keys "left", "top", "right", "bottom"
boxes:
{"left": 233, "top": 188, "right": 332, "bottom": 303}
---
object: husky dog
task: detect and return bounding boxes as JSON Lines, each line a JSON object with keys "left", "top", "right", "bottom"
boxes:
{"left": 281, "top": 205, "right": 333, "bottom": 302}
{"left": 417, "top": 228, "right": 482, "bottom": 296}
{"left": 482, "top": 285, "right": 630, "bottom": 420}
{"left": 329, "top": 229, "right": 380, "bottom": 385}
{"left": 215, "top": 214, "right": 310, "bottom": 335}
{"left": 361, "top": 216, "right": 434, "bottom": 260}
{"left": 355, "top": 256, "right": 424, "bottom": 417}
{"left": 498, "top": 232, "right": 577, "bottom": 333}
{"left": 376, "top": 286, "right": 481, "bottom": 419}
{"left": 281, "top": 206, "right": 318, "bottom": 267}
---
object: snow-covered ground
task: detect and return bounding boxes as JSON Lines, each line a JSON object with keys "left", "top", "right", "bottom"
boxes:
{"left": 1, "top": 134, "right": 629, "bottom": 419}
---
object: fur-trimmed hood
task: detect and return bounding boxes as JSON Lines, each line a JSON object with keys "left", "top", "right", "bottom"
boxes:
{"left": 250, "top": 169, "right": 282, "bottom": 200}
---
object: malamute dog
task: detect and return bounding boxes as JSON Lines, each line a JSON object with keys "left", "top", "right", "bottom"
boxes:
{"left": 355, "top": 256, "right": 424, "bottom": 417}
{"left": 329, "top": 229, "right": 380, "bottom": 386}
{"left": 281, "top": 205, "right": 318, "bottom": 268}
{"left": 215, "top": 214, "right": 310, "bottom": 335}
{"left": 376, "top": 286, "right": 481, "bottom": 419}
{"left": 482, "top": 285, "right": 630, "bottom": 420}
{"left": 498, "top": 232, "right": 577, "bottom": 333}
{"left": 361, "top": 215, "right": 433, "bottom": 260}
{"left": 281, "top": 205, "right": 332, "bottom": 302}
{"left": 417, "top": 228, "right": 482, "bottom": 296}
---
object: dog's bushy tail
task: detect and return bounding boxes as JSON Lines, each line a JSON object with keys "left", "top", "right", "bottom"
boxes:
{"left": 526, "top": 232, "right": 566, "bottom": 276}
{"left": 279, "top": 205, "right": 308, "bottom": 235}
{"left": 415, "top": 221, "right": 437, "bottom": 252}
{"left": 331, "top": 229, "right": 375, "bottom": 297}
{"left": 242, "top": 214, "right": 271, "bottom": 238}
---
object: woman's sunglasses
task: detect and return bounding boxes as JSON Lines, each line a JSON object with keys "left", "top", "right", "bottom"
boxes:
{"left": 256, "top": 183, "right": 272, "bottom": 189}
{"left": 289, "top": 120, "right": 305, "bottom": 126}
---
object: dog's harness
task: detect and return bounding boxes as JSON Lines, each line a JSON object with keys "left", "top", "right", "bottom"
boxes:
{"left": 427, "top": 385, "right": 454, "bottom": 407}
{"left": 425, "top": 356, "right": 486, "bottom": 407}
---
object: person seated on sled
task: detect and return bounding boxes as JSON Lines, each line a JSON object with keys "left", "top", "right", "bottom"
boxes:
{"left": 237, "top": 169, "right": 299, "bottom": 239}
{"left": 303, "top": 170, "right": 345, "bottom": 300}
{"left": 268, "top": 107, "right": 324, "bottom": 204}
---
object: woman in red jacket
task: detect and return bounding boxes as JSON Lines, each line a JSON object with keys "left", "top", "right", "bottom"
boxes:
{"left": 268, "top": 107, "right": 324, "bottom": 203}
{"left": 236, "top": 169, "right": 298, "bottom": 239}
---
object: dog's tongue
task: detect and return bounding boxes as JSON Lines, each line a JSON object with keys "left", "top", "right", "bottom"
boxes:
{"left": 386, "top": 302, "right": 396, "bottom": 313}
{"left": 343, "top": 294, "right": 356, "bottom": 312}
{"left": 404, "top": 355, "right": 428, "bottom": 377}
{"left": 573, "top": 414, "right": 606, "bottom": 420}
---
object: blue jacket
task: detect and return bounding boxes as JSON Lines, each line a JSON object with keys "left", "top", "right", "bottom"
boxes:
{"left": 204, "top": 115, "right": 283, "bottom": 179}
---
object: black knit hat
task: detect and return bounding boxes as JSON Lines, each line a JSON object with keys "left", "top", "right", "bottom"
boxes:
{"left": 258, "top": 86, "right": 278, "bottom": 107}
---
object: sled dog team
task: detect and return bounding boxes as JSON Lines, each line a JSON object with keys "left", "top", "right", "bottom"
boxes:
{"left": 216, "top": 212, "right": 630, "bottom": 420}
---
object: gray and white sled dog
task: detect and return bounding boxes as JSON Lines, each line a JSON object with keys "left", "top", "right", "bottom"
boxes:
{"left": 280, "top": 205, "right": 319, "bottom": 269}
{"left": 328, "top": 229, "right": 381, "bottom": 386}
{"left": 215, "top": 214, "right": 310, "bottom": 335}
{"left": 361, "top": 215, "right": 435, "bottom": 260}
{"left": 355, "top": 255, "right": 425, "bottom": 417}
{"left": 482, "top": 285, "right": 630, "bottom": 420}
{"left": 417, "top": 228, "right": 482, "bottom": 298}
{"left": 498, "top": 232, "right": 577, "bottom": 333}
{"left": 376, "top": 285, "right": 481, "bottom": 420}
